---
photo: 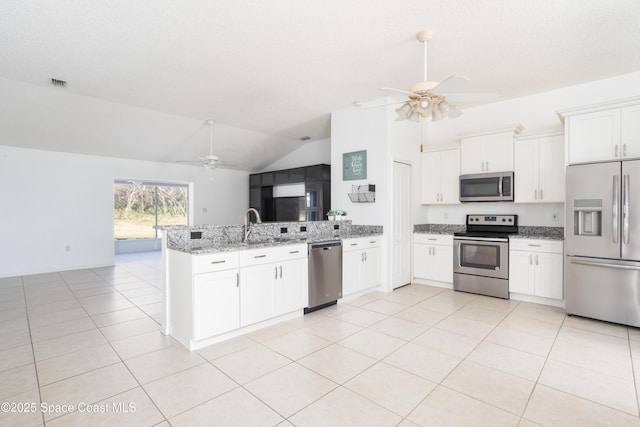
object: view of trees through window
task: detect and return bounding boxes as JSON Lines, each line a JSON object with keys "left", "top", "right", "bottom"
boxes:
{"left": 114, "top": 181, "right": 188, "bottom": 239}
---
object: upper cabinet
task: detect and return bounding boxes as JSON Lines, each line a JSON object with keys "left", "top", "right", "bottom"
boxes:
{"left": 514, "top": 131, "right": 564, "bottom": 203}
{"left": 459, "top": 125, "right": 524, "bottom": 174}
{"left": 559, "top": 97, "right": 640, "bottom": 164}
{"left": 420, "top": 146, "right": 460, "bottom": 204}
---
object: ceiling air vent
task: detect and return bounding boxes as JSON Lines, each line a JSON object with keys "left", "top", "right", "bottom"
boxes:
{"left": 50, "top": 78, "right": 67, "bottom": 88}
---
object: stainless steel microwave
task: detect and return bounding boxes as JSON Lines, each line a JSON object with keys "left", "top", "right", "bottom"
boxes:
{"left": 459, "top": 172, "right": 514, "bottom": 202}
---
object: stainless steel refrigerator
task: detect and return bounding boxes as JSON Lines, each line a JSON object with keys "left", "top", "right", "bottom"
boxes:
{"left": 565, "top": 160, "right": 640, "bottom": 327}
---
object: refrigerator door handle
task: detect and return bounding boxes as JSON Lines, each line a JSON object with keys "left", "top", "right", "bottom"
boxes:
{"left": 613, "top": 175, "right": 620, "bottom": 244}
{"left": 569, "top": 258, "right": 640, "bottom": 271}
{"left": 623, "top": 174, "right": 630, "bottom": 244}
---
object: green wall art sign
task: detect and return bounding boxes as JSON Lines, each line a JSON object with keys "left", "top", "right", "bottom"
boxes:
{"left": 343, "top": 150, "right": 367, "bottom": 181}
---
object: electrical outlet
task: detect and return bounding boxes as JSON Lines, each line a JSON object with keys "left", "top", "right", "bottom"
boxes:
{"left": 552, "top": 212, "right": 559, "bottom": 221}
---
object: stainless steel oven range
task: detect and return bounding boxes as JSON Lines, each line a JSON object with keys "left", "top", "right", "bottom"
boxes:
{"left": 453, "top": 214, "right": 518, "bottom": 299}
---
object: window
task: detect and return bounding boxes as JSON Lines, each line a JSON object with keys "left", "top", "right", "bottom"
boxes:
{"left": 114, "top": 181, "right": 188, "bottom": 239}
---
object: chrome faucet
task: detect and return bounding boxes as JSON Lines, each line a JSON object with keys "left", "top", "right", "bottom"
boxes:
{"left": 243, "top": 208, "right": 262, "bottom": 241}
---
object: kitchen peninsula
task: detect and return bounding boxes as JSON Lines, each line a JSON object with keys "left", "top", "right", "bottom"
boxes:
{"left": 160, "top": 220, "right": 382, "bottom": 350}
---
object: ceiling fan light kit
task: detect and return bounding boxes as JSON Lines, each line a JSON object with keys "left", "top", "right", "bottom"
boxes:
{"left": 386, "top": 30, "right": 468, "bottom": 123}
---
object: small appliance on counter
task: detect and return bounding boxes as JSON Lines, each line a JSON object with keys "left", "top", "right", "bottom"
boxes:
{"left": 459, "top": 171, "right": 514, "bottom": 202}
{"left": 565, "top": 160, "right": 640, "bottom": 327}
{"left": 453, "top": 214, "right": 518, "bottom": 298}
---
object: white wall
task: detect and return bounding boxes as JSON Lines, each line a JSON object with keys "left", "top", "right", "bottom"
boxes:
{"left": 331, "top": 99, "right": 420, "bottom": 291}
{"left": 421, "top": 71, "right": 640, "bottom": 225}
{"left": 260, "top": 138, "right": 331, "bottom": 172}
{"left": 0, "top": 145, "right": 248, "bottom": 278}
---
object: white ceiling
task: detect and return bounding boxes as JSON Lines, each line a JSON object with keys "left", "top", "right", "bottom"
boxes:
{"left": 1, "top": 0, "right": 639, "bottom": 171}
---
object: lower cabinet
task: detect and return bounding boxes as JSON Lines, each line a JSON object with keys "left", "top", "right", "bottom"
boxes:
{"left": 413, "top": 234, "right": 453, "bottom": 284}
{"left": 193, "top": 269, "right": 240, "bottom": 341}
{"left": 168, "top": 243, "right": 308, "bottom": 350}
{"left": 168, "top": 250, "right": 241, "bottom": 349}
{"left": 509, "top": 239, "right": 563, "bottom": 300}
{"left": 342, "top": 237, "right": 382, "bottom": 297}
{"left": 239, "top": 244, "right": 308, "bottom": 327}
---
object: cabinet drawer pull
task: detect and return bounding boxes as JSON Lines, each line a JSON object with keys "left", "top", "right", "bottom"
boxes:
{"left": 254, "top": 254, "right": 267, "bottom": 258}
{"left": 527, "top": 244, "right": 541, "bottom": 247}
{"left": 350, "top": 243, "right": 358, "bottom": 246}
{"left": 369, "top": 241, "right": 377, "bottom": 244}
{"left": 289, "top": 250, "right": 300, "bottom": 254}
{"left": 428, "top": 238, "right": 437, "bottom": 241}
{"left": 210, "top": 260, "right": 226, "bottom": 264}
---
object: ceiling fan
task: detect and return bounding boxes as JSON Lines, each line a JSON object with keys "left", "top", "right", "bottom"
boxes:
{"left": 176, "top": 120, "right": 233, "bottom": 169}
{"left": 380, "top": 30, "right": 477, "bottom": 122}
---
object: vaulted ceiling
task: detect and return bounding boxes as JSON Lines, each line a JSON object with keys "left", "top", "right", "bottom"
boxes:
{"left": 1, "top": 0, "right": 639, "bottom": 171}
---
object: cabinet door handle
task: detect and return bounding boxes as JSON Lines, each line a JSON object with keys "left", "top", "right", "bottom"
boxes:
{"left": 211, "top": 260, "right": 226, "bottom": 264}
{"left": 540, "top": 189, "right": 543, "bottom": 200}
{"left": 623, "top": 144, "right": 627, "bottom": 157}
{"left": 615, "top": 144, "right": 619, "bottom": 157}
{"left": 255, "top": 254, "right": 267, "bottom": 259}
{"left": 529, "top": 254, "right": 533, "bottom": 265}
{"left": 428, "top": 247, "right": 432, "bottom": 255}
{"left": 535, "top": 254, "right": 539, "bottom": 266}
{"left": 364, "top": 252, "right": 367, "bottom": 262}
{"left": 433, "top": 247, "right": 436, "bottom": 256}
{"left": 279, "top": 265, "right": 283, "bottom": 278}
{"left": 275, "top": 266, "right": 278, "bottom": 279}
{"left": 534, "top": 189, "right": 537, "bottom": 200}
{"left": 486, "top": 161, "right": 489, "bottom": 171}
{"left": 236, "top": 272, "right": 239, "bottom": 287}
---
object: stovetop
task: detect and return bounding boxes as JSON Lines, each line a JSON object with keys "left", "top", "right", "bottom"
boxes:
{"left": 456, "top": 214, "right": 518, "bottom": 238}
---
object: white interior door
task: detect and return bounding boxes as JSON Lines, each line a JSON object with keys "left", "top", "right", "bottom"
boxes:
{"left": 392, "top": 161, "right": 412, "bottom": 289}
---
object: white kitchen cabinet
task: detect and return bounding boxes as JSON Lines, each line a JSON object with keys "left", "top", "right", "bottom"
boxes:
{"left": 278, "top": 257, "right": 308, "bottom": 314}
{"left": 413, "top": 234, "right": 453, "bottom": 284}
{"left": 460, "top": 125, "right": 523, "bottom": 174}
{"left": 168, "top": 250, "right": 240, "bottom": 349}
{"left": 193, "top": 269, "right": 240, "bottom": 341}
{"left": 514, "top": 131, "right": 564, "bottom": 203}
{"left": 342, "top": 236, "right": 381, "bottom": 297}
{"left": 564, "top": 100, "right": 640, "bottom": 164}
{"left": 509, "top": 239, "right": 563, "bottom": 300}
{"left": 239, "top": 262, "right": 279, "bottom": 326}
{"left": 620, "top": 104, "right": 640, "bottom": 159}
{"left": 420, "top": 146, "right": 460, "bottom": 204}
{"left": 239, "top": 244, "right": 307, "bottom": 326}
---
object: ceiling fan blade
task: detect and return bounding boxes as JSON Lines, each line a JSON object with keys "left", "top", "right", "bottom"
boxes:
{"left": 431, "top": 75, "right": 470, "bottom": 94}
{"left": 176, "top": 160, "right": 205, "bottom": 164}
{"left": 446, "top": 92, "right": 500, "bottom": 103}
{"left": 379, "top": 87, "right": 419, "bottom": 97}
{"left": 359, "top": 100, "right": 407, "bottom": 110}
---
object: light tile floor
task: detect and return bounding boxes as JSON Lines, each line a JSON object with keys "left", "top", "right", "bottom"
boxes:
{"left": 2, "top": 251, "right": 640, "bottom": 426}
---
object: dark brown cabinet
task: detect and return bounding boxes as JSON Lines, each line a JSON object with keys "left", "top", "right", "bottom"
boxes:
{"left": 249, "top": 164, "right": 330, "bottom": 222}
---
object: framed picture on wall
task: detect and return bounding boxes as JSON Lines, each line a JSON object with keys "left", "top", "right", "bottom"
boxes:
{"left": 343, "top": 150, "right": 367, "bottom": 181}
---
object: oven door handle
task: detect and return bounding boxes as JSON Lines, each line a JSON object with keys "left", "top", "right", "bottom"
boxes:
{"left": 454, "top": 236, "right": 509, "bottom": 242}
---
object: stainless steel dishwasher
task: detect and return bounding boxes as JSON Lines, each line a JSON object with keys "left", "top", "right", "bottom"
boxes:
{"left": 305, "top": 240, "right": 343, "bottom": 313}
